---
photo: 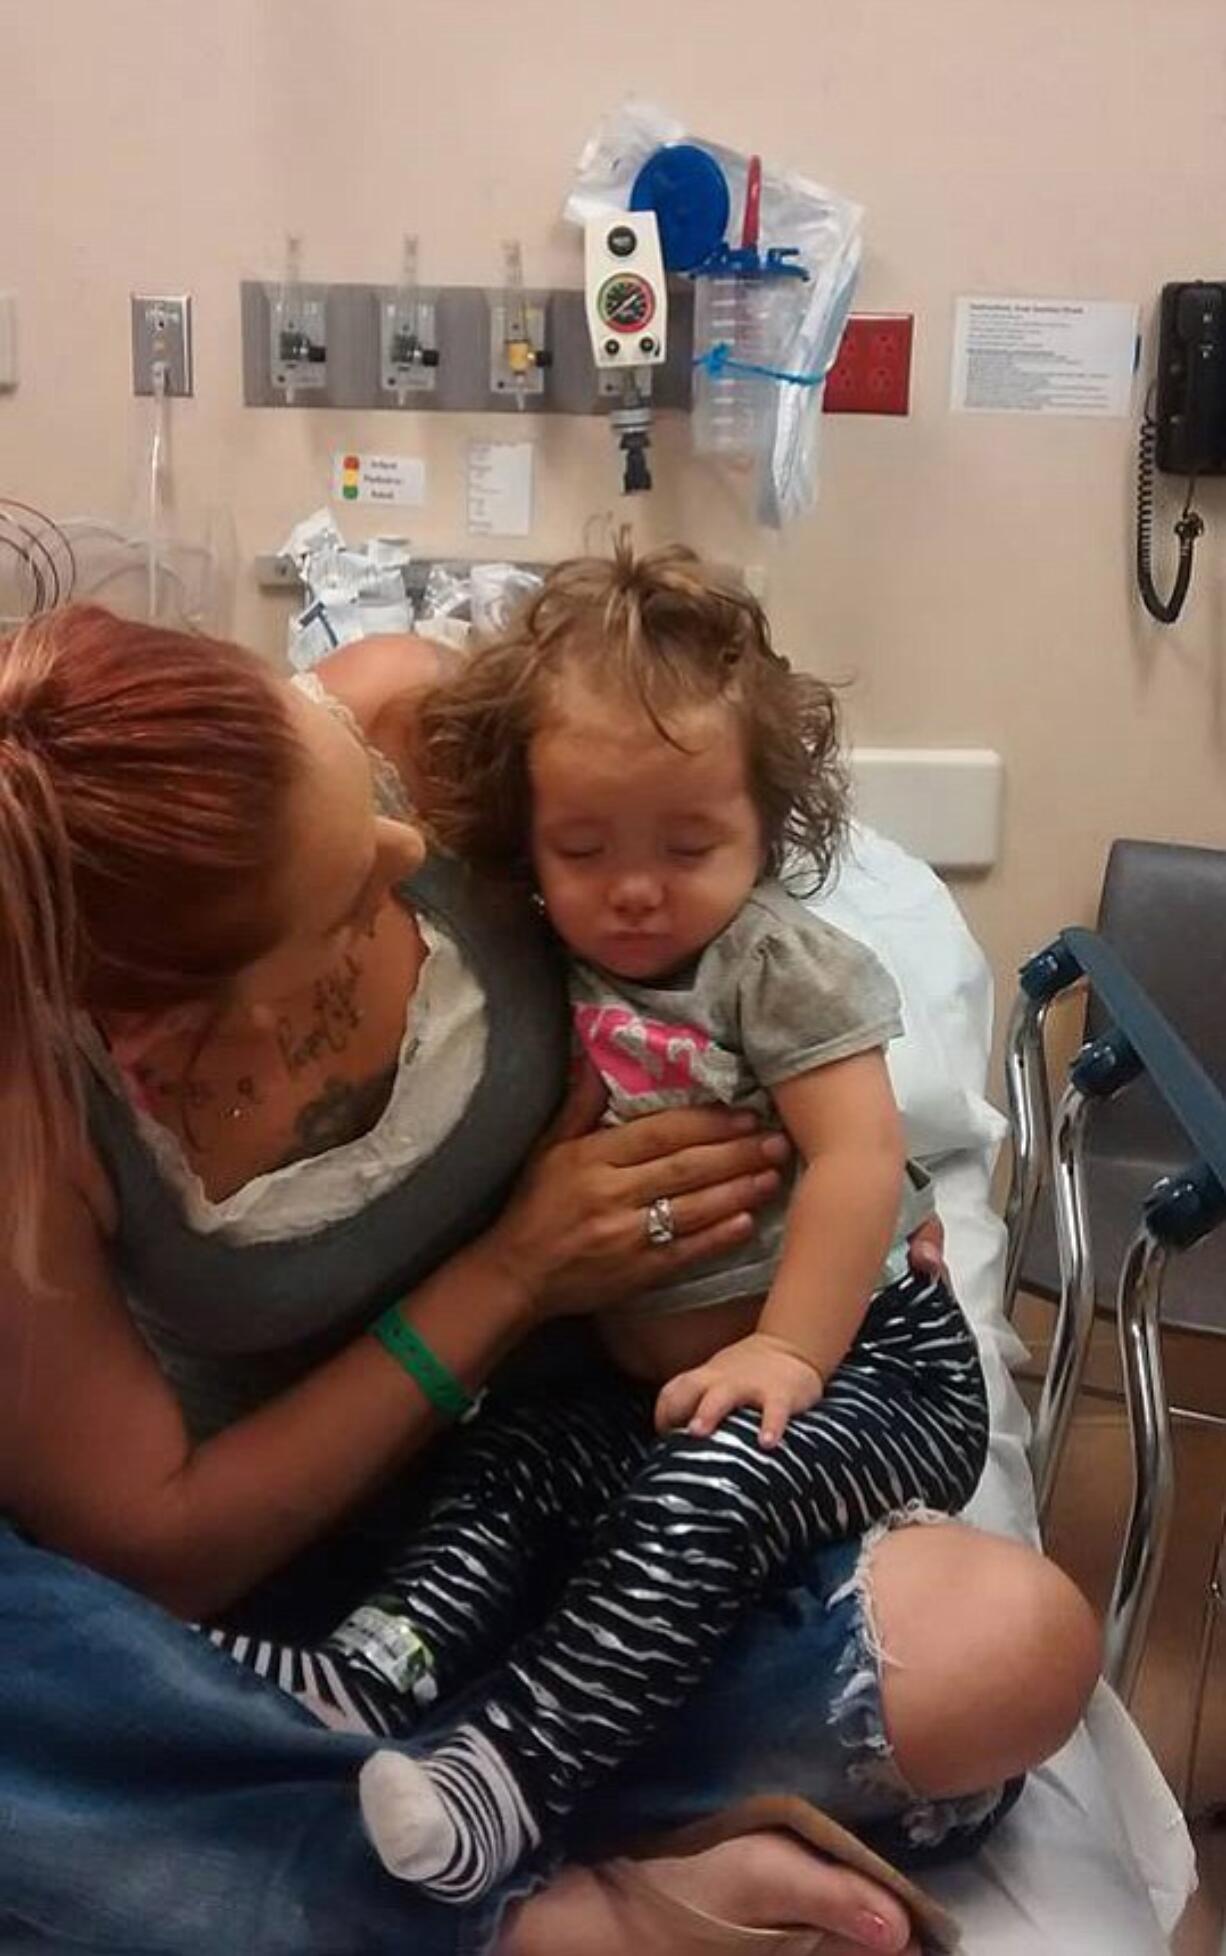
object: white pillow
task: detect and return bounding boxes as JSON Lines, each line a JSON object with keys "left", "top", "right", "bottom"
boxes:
{"left": 798, "top": 823, "right": 1009, "bottom": 1164}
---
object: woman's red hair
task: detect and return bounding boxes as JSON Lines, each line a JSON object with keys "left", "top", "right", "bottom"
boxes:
{"left": 0, "top": 605, "right": 301, "bottom": 1280}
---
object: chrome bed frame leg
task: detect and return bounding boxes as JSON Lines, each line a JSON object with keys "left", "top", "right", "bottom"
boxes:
{"left": 1031, "top": 1084, "right": 1096, "bottom": 1523}
{"left": 1104, "top": 1230, "right": 1175, "bottom": 1701}
{"left": 1003, "top": 991, "right": 1052, "bottom": 1321}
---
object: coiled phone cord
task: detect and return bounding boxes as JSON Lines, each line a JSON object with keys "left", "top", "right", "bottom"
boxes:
{"left": 1136, "top": 408, "right": 1203, "bottom": 624}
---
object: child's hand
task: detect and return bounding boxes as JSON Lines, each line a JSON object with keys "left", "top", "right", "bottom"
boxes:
{"left": 907, "top": 1214, "right": 949, "bottom": 1284}
{"left": 655, "top": 1333, "right": 824, "bottom": 1450}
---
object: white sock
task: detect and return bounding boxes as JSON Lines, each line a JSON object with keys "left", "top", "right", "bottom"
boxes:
{"left": 359, "top": 1725, "right": 540, "bottom": 1904}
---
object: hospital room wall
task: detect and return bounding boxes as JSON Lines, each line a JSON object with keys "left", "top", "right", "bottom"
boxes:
{"left": 3, "top": 0, "right": 1225, "bottom": 1017}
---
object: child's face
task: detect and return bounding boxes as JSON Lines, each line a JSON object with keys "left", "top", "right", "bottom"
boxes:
{"left": 529, "top": 673, "right": 764, "bottom": 980}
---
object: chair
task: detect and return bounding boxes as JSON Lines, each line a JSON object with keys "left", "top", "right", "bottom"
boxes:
{"left": 1001, "top": 850, "right": 1226, "bottom": 1808}
{"left": 1018, "top": 840, "right": 1226, "bottom": 1345}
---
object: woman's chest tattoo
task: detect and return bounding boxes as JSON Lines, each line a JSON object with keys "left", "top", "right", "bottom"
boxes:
{"left": 280, "top": 1065, "right": 401, "bottom": 1164}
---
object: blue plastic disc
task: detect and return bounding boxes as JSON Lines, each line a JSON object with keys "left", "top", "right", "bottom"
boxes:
{"left": 630, "top": 144, "right": 730, "bottom": 273}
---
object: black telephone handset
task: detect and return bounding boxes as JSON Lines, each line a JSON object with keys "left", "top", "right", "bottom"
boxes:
{"left": 1137, "top": 281, "right": 1226, "bottom": 622}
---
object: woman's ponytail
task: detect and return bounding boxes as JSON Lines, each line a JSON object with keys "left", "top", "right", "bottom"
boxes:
{"left": 0, "top": 689, "right": 84, "bottom": 1283}
{"left": 0, "top": 606, "right": 301, "bottom": 1286}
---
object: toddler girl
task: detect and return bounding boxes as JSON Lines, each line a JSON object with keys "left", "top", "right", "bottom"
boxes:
{"left": 213, "top": 541, "right": 989, "bottom": 1904}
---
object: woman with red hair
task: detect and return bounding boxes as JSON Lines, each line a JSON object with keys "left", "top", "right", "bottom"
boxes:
{"left": 0, "top": 588, "right": 1097, "bottom": 1956}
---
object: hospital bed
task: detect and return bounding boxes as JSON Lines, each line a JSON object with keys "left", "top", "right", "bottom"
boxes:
{"left": 812, "top": 823, "right": 1198, "bottom": 1953}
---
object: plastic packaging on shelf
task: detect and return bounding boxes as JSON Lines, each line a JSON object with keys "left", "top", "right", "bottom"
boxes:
{"left": 278, "top": 517, "right": 544, "bottom": 670}
{"left": 418, "top": 559, "right": 542, "bottom": 641}
{"left": 469, "top": 561, "right": 542, "bottom": 634}
{"left": 281, "top": 511, "right": 413, "bottom": 671}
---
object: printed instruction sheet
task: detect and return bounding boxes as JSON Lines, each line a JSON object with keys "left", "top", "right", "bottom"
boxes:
{"left": 467, "top": 441, "right": 534, "bottom": 536}
{"left": 950, "top": 297, "right": 1138, "bottom": 416}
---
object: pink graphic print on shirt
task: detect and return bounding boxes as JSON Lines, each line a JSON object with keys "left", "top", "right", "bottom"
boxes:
{"left": 573, "top": 1003, "right": 712, "bottom": 1099}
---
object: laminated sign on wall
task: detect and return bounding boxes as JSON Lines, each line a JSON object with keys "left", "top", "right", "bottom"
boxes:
{"left": 950, "top": 298, "right": 1138, "bottom": 417}
{"left": 332, "top": 452, "right": 427, "bottom": 506}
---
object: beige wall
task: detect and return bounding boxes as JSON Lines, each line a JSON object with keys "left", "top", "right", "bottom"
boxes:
{"left": 4, "top": 0, "right": 1226, "bottom": 1018}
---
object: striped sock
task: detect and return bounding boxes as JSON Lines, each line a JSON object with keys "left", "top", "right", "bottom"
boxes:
{"left": 202, "top": 1623, "right": 429, "bottom": 1738}
{"left": 359, "top": 1725, "right": 540, "bottom": 1903}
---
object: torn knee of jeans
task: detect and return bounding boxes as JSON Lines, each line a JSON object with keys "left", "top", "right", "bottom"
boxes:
{"left": 828, "top": 1502, "right": 952, "bottom": 1669}
{"left": 826, "top": 1503, "right": 1008, "bottom": 1850}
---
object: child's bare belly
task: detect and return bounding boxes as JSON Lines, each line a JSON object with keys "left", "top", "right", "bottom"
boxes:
{"left": 599, "top": 1295, "right": 764, "bottom": 1387}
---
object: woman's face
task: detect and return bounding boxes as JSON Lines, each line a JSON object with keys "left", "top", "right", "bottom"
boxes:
{"left": 227, "top": 684, "right": 426, "bottom": 1010}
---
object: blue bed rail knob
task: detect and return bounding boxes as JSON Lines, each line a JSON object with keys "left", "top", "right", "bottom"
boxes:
{"left": 1018, "top": 936, "right": 1083, "bottom": 1004}
{"left": 1070, "top": 1026, "right": 1144, "bottom": 1100}
{"left": 1143, "top": 1161, "right": 1226, "bottom": 1251}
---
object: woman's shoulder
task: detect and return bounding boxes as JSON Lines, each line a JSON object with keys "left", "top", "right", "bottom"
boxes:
{"left": 310, "top": 634, "right": 446, "bottom": 779}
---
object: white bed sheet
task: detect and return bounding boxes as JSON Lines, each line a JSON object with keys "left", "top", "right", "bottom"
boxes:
{"left": 808, "top": 827, "right": 1197, "bottom": 1952}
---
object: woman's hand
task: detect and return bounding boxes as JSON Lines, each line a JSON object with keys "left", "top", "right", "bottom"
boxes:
{"left": 482, "top": 1074, "right": 789, "bottom": 1318}
{"left": 655, "top": 1333, "right": 824, "bottom": 1449}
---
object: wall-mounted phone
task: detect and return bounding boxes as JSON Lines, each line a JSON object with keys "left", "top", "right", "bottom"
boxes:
{"left": 1137, "top": 281, "right": 1226, "bottom": 622}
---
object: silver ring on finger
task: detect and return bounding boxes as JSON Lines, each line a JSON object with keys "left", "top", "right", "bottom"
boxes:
{"left": 645, "top": 1195, "right": 677, "bottom": 1247}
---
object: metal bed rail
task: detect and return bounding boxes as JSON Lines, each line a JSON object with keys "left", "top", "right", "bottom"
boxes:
{"left": 1002, "top": 927, "right": 1226, "bottom": 1701}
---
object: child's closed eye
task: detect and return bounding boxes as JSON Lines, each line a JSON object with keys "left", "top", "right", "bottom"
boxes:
{"left": 553, "top": 843, "right": 604, "bottom": 862}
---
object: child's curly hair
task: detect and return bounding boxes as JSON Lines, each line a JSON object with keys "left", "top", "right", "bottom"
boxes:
{"left": 413, "top": 534, "right": 847, "bottom": 890}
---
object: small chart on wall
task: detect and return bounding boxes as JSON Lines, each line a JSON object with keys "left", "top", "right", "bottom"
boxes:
{"left": 950, "top": 297, "right": 1139, "bottom": 417}
{"left": 331, "top": 452, "right": 426, "bottom": 507}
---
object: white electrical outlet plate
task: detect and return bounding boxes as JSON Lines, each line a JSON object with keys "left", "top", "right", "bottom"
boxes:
{"left": 131, "top": 294, "right": 193, "bottom": 396}
{"left": 585, "top": 213, "right": 668, "bottom": 371}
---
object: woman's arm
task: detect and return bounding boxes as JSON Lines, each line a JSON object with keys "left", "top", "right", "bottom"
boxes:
{"left": 5, "top": 1172, "right": 536, "bottom": 1619}
{"left": 5, "top": 1109, "right": 785, "bottom": 1620}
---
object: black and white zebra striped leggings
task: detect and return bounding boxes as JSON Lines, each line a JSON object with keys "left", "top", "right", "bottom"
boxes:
{"left": 351, "top": 1270, "right": 988, "bottom": 1827}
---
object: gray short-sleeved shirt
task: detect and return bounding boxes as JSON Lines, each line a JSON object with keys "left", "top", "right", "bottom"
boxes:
{"left": 570, "top": 881, "right": 933, "bottom": 1316}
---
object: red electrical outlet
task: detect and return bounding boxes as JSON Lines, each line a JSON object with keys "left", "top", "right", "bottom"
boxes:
{"left": 823, "top": 313, "right": 914, "bottom": 416}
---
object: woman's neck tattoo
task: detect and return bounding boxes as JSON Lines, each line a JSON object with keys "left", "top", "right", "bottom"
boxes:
{"left": 275, "top": 953, "right": 364, "bottom": 1078}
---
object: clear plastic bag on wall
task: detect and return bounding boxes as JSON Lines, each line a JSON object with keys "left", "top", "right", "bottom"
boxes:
{"left": 565, "top": 98, "right": 862, "bottom": 527}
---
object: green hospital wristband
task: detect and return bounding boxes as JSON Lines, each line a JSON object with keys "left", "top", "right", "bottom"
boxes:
{"left": 371, "top": 1307, "right": 475, "bottom": 1421}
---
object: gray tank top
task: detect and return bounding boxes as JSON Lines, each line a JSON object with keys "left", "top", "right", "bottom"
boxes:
{"left": 85, "top": 858, "right": 569, "bottom": 1438}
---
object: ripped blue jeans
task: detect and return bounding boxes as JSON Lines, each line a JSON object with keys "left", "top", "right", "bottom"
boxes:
{"left": 0, "top": 1519, "right": 1014, "bottom": 1956}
